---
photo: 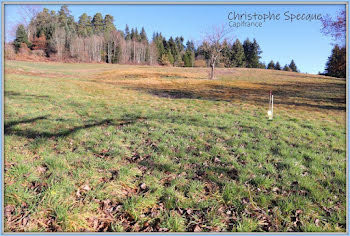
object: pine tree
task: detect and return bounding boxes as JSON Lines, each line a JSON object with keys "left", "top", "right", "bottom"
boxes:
{"left": 231, "top": 39, "right": 245, "bottom": 67}
{"left": 183, "top": 40, "right": 195, "bottom": 67}
{"left": 140, "top": 27, "right": 147, "bottom": 42}
{"left": 125, "top": 25, "right": 131, "bottom": 40}
{"left": 274, "top": 61, "right": 281, "bottom": 70}
{"left": 134, "top": 28, "right": 140, "bottom": 41}
{"left": 250, "top": 39, "right": 262, "bottom": 68}
{"left": 92, "top": 13, "right": 104, "bottom": 34}
{"left": 186, "top": 40, "right": 195, "bottom": 52}
{"left": 167, "top": 50, "right": 174, "bottom": 66}
{"left": 325, "top": 45, "right": 346, "bottom": 78}
{"left": 103, "top": 14, "right": 116, "bottom": 33}
{"left": 77, "top": 13, "right": 93, "bottom": 37}
{"left": 243, "top": 38, "right": 251, "bottom": 67}
{"left": 58, "top": 5, "right": 75, "bottom": 36}
{"left": 221, "top": 40, "right": 232, "bottom": 67}
{"left": 243, "top": 38, "right": 262, "bottom": 68}
{"left": 267, "top": 60, "right": 275, "bottom": 69}
{"left": 283, "top": 65, "right": 291, "bottom": 71}
{"left": 289, "top": 60, "right": 298, "bottom": 72}
{"left": 14, "top": 24, "right": 31, "bottom": 52}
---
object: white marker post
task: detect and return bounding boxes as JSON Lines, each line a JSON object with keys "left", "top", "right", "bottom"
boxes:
{"left": 268, "top": 91, "right": 273, "bottom": 120}
{"left": 271, "top": 95, "right": 274, "bottom": 119}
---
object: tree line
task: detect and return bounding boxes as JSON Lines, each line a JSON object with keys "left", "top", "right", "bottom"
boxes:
{"left": 10, "top": 5, "right": 301, "bottom": 72}
{"left": 320, "top": 10, "right": 346, "bottom": 78}
{"left": 266, "top": 60, "right": 298, "bottom": 72}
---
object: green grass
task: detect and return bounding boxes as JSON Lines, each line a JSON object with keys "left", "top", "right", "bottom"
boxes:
{"left": 4, "top": 60, "right": 346, "bottom": 232}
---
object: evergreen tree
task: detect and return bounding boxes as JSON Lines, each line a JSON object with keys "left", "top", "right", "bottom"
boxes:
{"left": 32, "top": 8, "right": 57, "bottom": 40}
{"left": 243, "top": 38, "right": 251, "bottom": 67}
{"left": 283, "top": 65, "right": 291, "bottom": 71}
{"left": 167, "top": 50, "right": 174, "bottom": 65}
{"left": 186, "top": 40, "right": 195, "bottom": 52}
{"left": 221, "top": 40, "right": 232, "bottom": 67}
{"left": 274, "top": 61, "right": 281, "bottom": 70}
{"left": 58, "top": 5, "right": 71, "bottom": 27}
{"left": 231, "top": 39, "right": 245, "bottom": 67}
{"left": 92, "top": 13, "right": 104, "bottom": 34}
{"left": 134, "top": 28, "right": 140, "bottom": 41}
{"left": 130, "top": 28, "right": 135, "bottom": 40}
{"left": 58, "top": 5, "right": 75, "bottom": 35}
{"left": 325, "top": 45, "right": 346, "bottom": 78}
{"left": 258, "top": 62, "right": 266, "bottom": 69}
{"left": 77, "top": 13, "right": 93, "bottom": 37}
{"left": 267, "top": 60, "right": 275, "bottom": 69}
{"left": 103, "top": 14, "right": 116, "bottom": 33}
{"left": 14, "top": 24, "right": 31, "bottom": 52}
{"left": 167, "top": 37, "right": 179, "bottom": 66}
{"left": 243, "top": 38, "right": 262, "bottom": 68}
{"left": 249, "top": 39, "right": 262, "bottom": 68}
{"left": 140, "top": 27, "right": 147, "bottom": 42}
{"left": 125, "top": 25, "right": 131, "bottom": 40}
{"left": 183, "top": 40, "right": 195, "bottom": 67}
{"left": 289, "top": 60, "right": 298, "bottom": 72}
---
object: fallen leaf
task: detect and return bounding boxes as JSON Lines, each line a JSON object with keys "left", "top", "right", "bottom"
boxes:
{"left": 37, "top": 166, "right": 47, "bottom": 173}
{"left": 4, "top": 205, "right": 15, "bottom": 218}
{"left": 194, "top": 225, "right": 202, "bottom": 232}
{"left": 82, "top": 184, "right": 91, "bottom": 191}
{"left": 76, "top": 189, "right": 81, "bottom": 198}
{"left": 140, "top": 183, "right": 147, "bottom": 190}
{"left": 295, "top": 209, "right": 303, "bottom": 216}
{"left": 272, "top": 187, "right": 280, "bottom": 193}
{"left": 315, "top": 219, "right": 320, "bottom": 226}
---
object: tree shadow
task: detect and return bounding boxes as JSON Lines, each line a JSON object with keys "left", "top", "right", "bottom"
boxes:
{"left": 5, "top": 116, "right": 49, "bottom": 132}
{"left": 5, "top": 116, "right": 142, "bottom": 140}
{"left": 127, "top": 80, "right": 345, "bottom": 111}
{"left": 5, "top": 91, "right": 50, "bottom": 99}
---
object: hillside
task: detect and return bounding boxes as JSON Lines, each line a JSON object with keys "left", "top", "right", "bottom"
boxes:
{"left": 4, "top": 60, "right": 346, "bottom": 232}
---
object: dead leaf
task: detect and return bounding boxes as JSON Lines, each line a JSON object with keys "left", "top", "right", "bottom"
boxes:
{"left": 37, "top": 165, "right": 47, "bottom": 173}
{"left": 140, "top": 183, "right": 147, "bottom": 190}
{"left": 4, "top": 205, "right": 15, "bottom": 218}
{"left": 194, "top": 225, "right": 202, "bottom": 232}
{"left": 76, "top": 188, "right": 81, "bottom": 198}
{"left": 272, "top": 187, "right": 280, "bottom": 193}
{"left": 295, "top": 209, "right": 303, "bottom": 216}
{"left": 315, "top": 219, "right": 320, "bottom": 226}
{"left": 82, "top": 184, "right": 91, "bottom": 191}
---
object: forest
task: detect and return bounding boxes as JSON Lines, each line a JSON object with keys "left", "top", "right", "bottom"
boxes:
{"left": 8, "top": 6, "right": 300, "bottom": 73}
{"left": 6, "top": 5, "right": 346, "bottom": 78}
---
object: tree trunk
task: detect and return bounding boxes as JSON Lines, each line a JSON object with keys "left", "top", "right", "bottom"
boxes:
{"left": 210, "top": 63, "right": 215, "bottom": 79}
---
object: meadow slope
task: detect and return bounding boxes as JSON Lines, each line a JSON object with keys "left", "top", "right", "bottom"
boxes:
{"left": 4, "top": 60, "right": 346, "bottom": 232}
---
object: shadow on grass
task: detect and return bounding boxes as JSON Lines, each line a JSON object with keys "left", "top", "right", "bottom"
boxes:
{"left": 5, "top": 91, "right": 50, "bottom": 99}
{"left": 5, "top": 116, "right": 142, "bottom": 140}
{"left": 5, "top": 116, "right": 49, "bottom": 132}
{"left": 127, "top": 80, "right": 345, "bottom": 111}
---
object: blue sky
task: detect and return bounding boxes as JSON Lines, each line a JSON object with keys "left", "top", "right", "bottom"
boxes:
{"left": 4, "top": 3, "right": 346, "bottom": 74}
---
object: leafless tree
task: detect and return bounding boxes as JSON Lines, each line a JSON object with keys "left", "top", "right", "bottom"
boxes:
{"left": 321, "top": 10, "right": 346, "bottom": 46}
{"left": 202, "top": 25, "right": 233, "bottom": 79}
{"left": 6, "top": 5, "right": 41, "bottom": 42}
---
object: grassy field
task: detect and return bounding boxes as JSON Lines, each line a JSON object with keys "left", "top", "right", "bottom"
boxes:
{"left": 4, "top": 60, "right": 346, "bottom": 232}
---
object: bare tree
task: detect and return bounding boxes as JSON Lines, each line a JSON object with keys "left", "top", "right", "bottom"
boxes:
{"left": 321, "top": 10, "right": 346, "bottom": 46}
{"left": 17, "top": 5, "right": 41, "bottom": 27}
{"left": 6, "top": 5, "right": 41, "bottom": 42}
{"left": 202, "top": 25, "right": 232, "bottom": 79}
